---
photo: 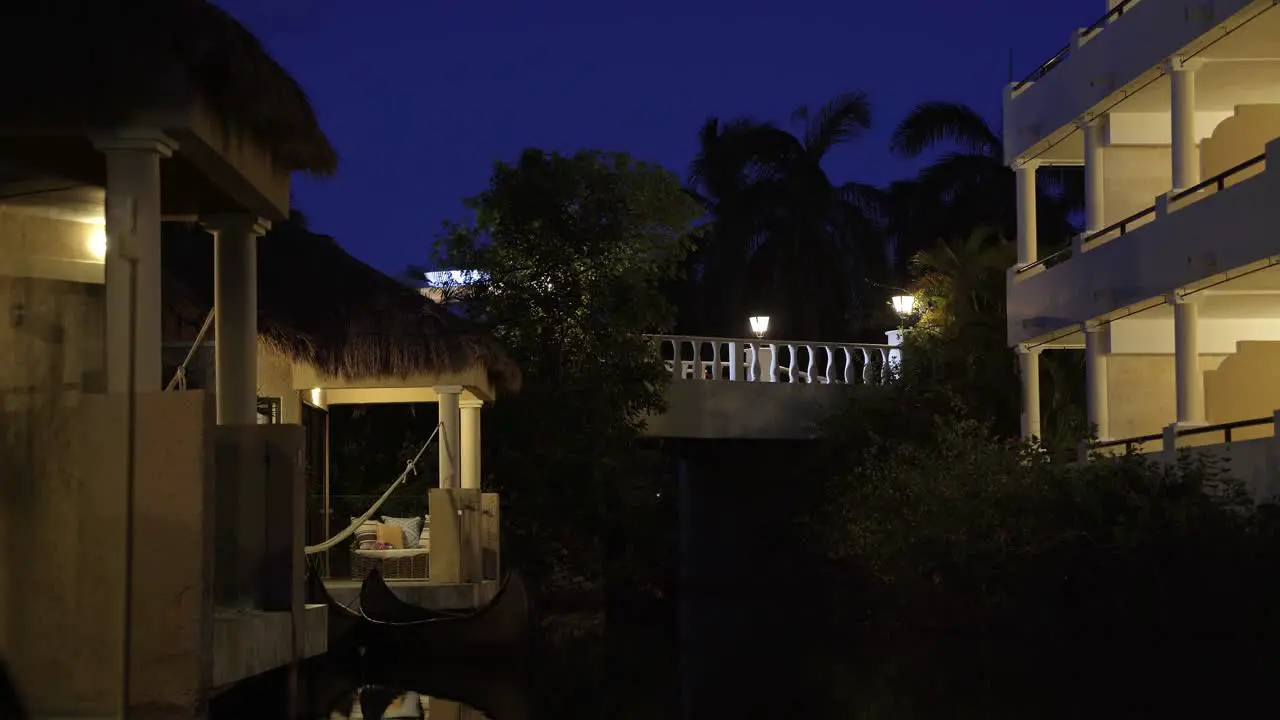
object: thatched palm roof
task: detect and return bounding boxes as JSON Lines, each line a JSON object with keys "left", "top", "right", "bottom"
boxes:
{"left": 162, "top": 219, "right": 521, "bottom": 393}
{"left": 0, "top": 0, "right": 336, "bottom": 175}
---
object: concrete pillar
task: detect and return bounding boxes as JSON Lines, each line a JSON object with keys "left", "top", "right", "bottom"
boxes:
{"left": 436, "top": 386, "right": 462, "bottom": 489}
{"left": 1084, "top": 324, "right": 1110, "bottom": 440}
{"left": 203, "top": 215, "right": 269, "bottom": 425}
{"left": 94, "top": 130, "right": 177, "bottom": 394}
{"left": 886, "top": 330, "right": 904, "bottom": 372}
{"left": 1167, "top": 58, "right": 1202, "bottom": 191}
{"left": 1171, "top": 294, "right": 1205, "bottom": 425}
{"left": 1015, "top": 161, "right": 1039, "bottom": 265}
{"left": 1080, "top": 118, "right": 1105, "bottom": 233}
{"left": 1017, "top": 345, "right": 1042, "bottom": 440}
{"left": 459, "top": 397, "right": 483, "bottom": 490}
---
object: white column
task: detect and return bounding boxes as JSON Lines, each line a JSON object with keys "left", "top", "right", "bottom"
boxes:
{"left": 459, "top": 397, "right": 483, "bottom": 490}
{"left": 1017, "top": 345, "right": 1042, "bottom": 440}
{"left": 94, "top": 130, "right": 177, "bottom": 394}
{"left": 1172, "top": 295, "right": 1205, "bottom": 425}
{"left": 436, "top": 387, "right": 462, "bottom": 489}
{"left": 1015, "top": 161, "right": 1039, "bottom": 265}
{"left": 1084, "top": 324, "right": 1110, "bottom": 440}
{"left": 1167, "top": 58, "right": 1202, "bottom": 192}
{"left": 203, "top": 215, "right": 269, "bottom": 425}
{"left": 1080, "top": 118, "right": 1106, "bottom": 234}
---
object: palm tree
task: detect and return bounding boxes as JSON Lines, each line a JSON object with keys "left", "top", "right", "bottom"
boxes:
{"left": 685, "top": 92, "right": 884, "bottom": 340}
{"left": 884, "top": 101, "right": 1080, "bottom": 277}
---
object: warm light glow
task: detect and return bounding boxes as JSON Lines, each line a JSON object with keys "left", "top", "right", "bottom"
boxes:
{"left": 748, "top": 315, "right": 770, "bottom": 338}
{"left": 310, "top": 387, "right": 322, "bottom": 406}
{"left": 890, "top": 295, "right": 917, "bottom": 317}
{"left": 87, "top": 228, "right": 107, "bottom": 261}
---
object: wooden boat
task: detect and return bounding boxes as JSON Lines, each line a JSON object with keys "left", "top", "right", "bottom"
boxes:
{"left": 358, "top": 568, "right": 534, "bottom": 659}
{"left": 306, "top": 566, "right": 533, "bottom": 660}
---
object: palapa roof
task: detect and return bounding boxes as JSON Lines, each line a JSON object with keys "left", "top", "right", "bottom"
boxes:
{"left": 162, "top": 218, "right": 521, "bottom": 394}
{"left": 0, "top": 0, "right": 336, "bottom": 175}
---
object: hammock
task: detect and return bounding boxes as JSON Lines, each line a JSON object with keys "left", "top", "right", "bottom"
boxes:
{"left": 304, "top": 426, "right": 439, "bottom": 554}
{"left": 166, "top": 308, "right": 215, "bottom": 391}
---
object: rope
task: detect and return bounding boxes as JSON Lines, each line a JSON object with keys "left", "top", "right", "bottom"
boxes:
{"left": 304, "top": 426, "right": 439, "bottom": 554}
{"left": 165, "top": 308, "right": 215, "bottom": 392}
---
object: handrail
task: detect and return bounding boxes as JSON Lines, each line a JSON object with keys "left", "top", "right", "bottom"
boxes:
{"left": 1016, "top": 246, "right": 1072, "bottom": 274}
{"left": 1012, "top": 0, "right": 1138, "bottom": 92}
{"left": 1170, "top": 153, "right": 1266, "bottom": 202}
{"left": 646, "top": 333, "right": 891, "bottom": 349}
{"left": 1094, "top": 431, "right": 1163, "bottom": 453}
{"left": 1080, "top": 204, "right": 1156, "bottom": 246}
{"left": 1176, "top": 416, "right": 1272, "bottom": 443}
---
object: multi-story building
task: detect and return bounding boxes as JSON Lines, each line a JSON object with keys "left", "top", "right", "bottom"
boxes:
{"left": 1005, "top": 0, "right": 1280, "bottom": 492}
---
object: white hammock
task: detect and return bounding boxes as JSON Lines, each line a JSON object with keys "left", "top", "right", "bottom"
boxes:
{"left": 304, "top": 426, "right": 439, "bottom": 555}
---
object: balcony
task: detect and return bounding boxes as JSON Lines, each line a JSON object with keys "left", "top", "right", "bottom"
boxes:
{"left": 643, "top": 334, "right": 895, "bottom": 439}
{"left": 1007, "top": 137, "right": 1280, "bottom": 346}
{"left": 1004, "top": 0, "right": 1266, "bottom": 163}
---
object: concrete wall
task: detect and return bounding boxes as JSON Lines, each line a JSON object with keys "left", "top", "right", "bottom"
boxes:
{"left": 1107, "top": 355, "right": 1176, "bottom": 440}
{"left": 1206, "top": 341, "right": 1280, "bottom": 430}
{"left": 1102, "top": 145, "right": 1171, "bottom": 226}
{"left": 645, "top": 381, "right": 852, "bottom": 439}
{"left": 0, "top": 391, "right": 216, "bottom": 717}
{"left": 0, "top": 210, "right": 104, "bottom": 284}
{"left": 1201, "top": 104, "right": 1280, "bottom": 179}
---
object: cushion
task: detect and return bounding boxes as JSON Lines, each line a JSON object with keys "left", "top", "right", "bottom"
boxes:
{"left": 375, "top": 522, "right": 404, "bottom": 549}
{"left": 381, "top": 515, "right": 424, "bottom": 549}
{"left": 351, "top": 518, "right": 378, "bottom": 550}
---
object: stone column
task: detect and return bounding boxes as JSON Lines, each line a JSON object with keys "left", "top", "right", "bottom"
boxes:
{"left": 1171, "top": 294, "right": 1205, "bottom": 425}
{"left": 1015, "top": 160, "right": 1040, "bottom": 266}
{"left": 94, "top": 130, "right": 177, "bottom": 394}
{"left": 1080, "top": 118, "right": 1106, "bottom": 234}
{"left": 1166, "top": 58, "right": 1203, "bottom": 192}
{"left": 460, "top": 397, "right": 483, "bottom": 490}
{"left": 1084, "top": 324, "right": 1110, "bottom": 441}
{"left": 203, "top": 215, "right": 269, "bottom": 425}
{"left": 1017, "top": 344, "right": 1042, "bottom": 440}
{"left": 436, "top": 386, "right": 462, "bottom": 489}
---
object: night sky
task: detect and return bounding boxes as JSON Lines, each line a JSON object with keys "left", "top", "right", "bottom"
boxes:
{"left": 219, "top": 0, "right": 1098, "bottom": 276}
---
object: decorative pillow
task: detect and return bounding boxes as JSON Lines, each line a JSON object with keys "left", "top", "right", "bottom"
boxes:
{"left": 351, "top": 518, "right": 378, "bottom": 550}
{"left": 375, "top": 522, "right": 405, "bottom": 549}
{"left": 418, "top": 514, "right": 431, "bottom": 546}
{"left": 381, "top": 515, "right": 423, "bottom": 549}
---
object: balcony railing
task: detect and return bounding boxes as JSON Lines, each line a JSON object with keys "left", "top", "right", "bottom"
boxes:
{"left": 1012, "top": 0, "right": 1139, "bottom": 93}
{"left": 1015, "top": 151, "right": 1267, "bottom": 275}
{"left": 1093, "top": 415, "right": 1274, "bottom": 456}
{"left": 650, "top": 334, "right": 895, "bottom": 385}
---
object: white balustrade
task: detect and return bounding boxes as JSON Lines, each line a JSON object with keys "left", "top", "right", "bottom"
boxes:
{"left": 649, "top": 335, "right": 896, "bottom": 385}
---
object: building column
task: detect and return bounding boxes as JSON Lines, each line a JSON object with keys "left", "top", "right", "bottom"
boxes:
{"left": 1171, "top": 294, "right": 1206, "bottom": 425}
{"left": 436, "top": 386, "right": 462, "bottom": 489}
{"left": 1080, "top": 118, "right": 1106, "bottom": 234}
{"left": 1015, "top": 160, "right": 1040, "bottom": 266}
{"left": 459, "top": 397, "right": 483, "bottom": 490}
{"left": 1084, "top": 324, "right": 1110, "bottom": 440}
{"left": 1017, "top": 345, "right": 1042, "bottom": 440}
{"left": 203, "top": 215, "right": 270, "bottom": 425}
{"left": 1166, "top": 58, "right": 1202, "bottom": 192}
{"left": 94, "top": 130, "right": 177, "bottom": 394}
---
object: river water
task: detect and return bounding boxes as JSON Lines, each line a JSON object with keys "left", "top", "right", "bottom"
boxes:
{"left": 209, "top": 588, "right": 1277, "bottom": 719}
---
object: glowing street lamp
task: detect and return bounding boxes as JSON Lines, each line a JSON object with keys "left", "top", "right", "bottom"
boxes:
{"left": 748, "top": 315, "right": 770, "bottom": 338}
{"left": 890, "top": 294, "right": 917, "bottom": 318}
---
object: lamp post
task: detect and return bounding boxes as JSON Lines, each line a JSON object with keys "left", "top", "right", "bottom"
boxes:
{"left": 747, "top": 315, "right": 771, "bottom": 382}
{"left": 888, "top": 294, "right": 917, "bottom": 374}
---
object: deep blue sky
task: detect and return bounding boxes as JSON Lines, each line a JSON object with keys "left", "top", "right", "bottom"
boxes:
{"left": 219, "top": 0, "right": 1099, "bottom": 276}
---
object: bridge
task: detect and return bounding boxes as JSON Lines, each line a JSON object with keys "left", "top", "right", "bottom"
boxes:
{"left": 645, "top": 334, "right": 899, "bottom": 439}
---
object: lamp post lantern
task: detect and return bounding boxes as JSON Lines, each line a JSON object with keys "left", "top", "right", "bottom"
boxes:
{"left": 748, "top": 315, "right": 770, "bottom": 339}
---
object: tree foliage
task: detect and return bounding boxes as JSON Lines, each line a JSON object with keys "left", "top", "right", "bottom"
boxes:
{"left": 431, "top": 148, "right": 700, "bottom": 596}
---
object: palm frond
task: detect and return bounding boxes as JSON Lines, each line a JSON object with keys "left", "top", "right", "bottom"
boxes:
{"left": 801, "top": 91, "right": 872, "bottom": 160}
{"left": 890, "top": 101, "right": 1001, "bottom": 160}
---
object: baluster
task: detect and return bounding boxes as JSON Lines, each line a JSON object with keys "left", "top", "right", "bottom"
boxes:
{"left": 843, "top": 346, "right": 854, "bottom": 384}
{"left": 786, "top": 344, "right": 797, "bottom": 383}
{"left": 823, "top": 345, "right": 834, "bottom": 384}
{"left": 748, "top": 343, "right": 760, "bottom": 381}
{"left": 710, "top": 341, "right": 722, "bottom": 380}
{"left": 728, "top": 341, "right": 742, "bottom": 381}
{"left": 880, "top": 348, "right": 891, "bottom": 384}
{"left": 804, "top": 344, "right": 816, "bottom": 384}
{"left": 690, "top": 339, "right": 703, "bottom": 380}
{"left": 861, "top": 348, "right": 873, "bottom": 384}
{"left": 668, "top": 337, "right": 681, "bottom": 380}
{"left": 767, "top": 344, "right": 779, "bottom": 382}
